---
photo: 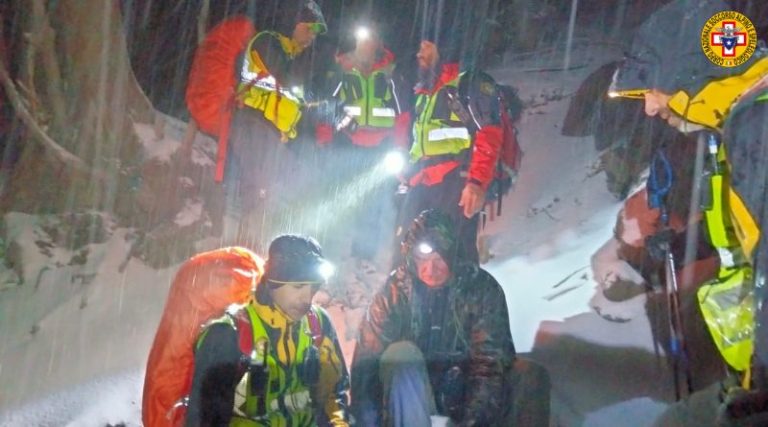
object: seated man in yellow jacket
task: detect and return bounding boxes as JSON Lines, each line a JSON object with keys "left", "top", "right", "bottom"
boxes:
{"left": 185, "top": 234, "right": 349, "bottom": 426}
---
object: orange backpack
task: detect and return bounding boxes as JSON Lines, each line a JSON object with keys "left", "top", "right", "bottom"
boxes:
{"left": 142, "top": 247, "right": 264, "bottom": 427}
{"left": 185, "top": 15, "right": 256, "bottom": 181}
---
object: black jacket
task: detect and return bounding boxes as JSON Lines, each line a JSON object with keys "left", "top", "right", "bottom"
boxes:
{"left": 350, "top": 262, "right": 515, "bottom": 425}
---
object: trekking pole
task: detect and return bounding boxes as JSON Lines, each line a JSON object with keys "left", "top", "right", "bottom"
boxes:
{"left": 648, "top": 148, "right": 693, "bottom": 400}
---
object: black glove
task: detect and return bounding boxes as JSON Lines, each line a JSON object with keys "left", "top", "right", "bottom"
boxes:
{"left": 645, "top": 222, "right": 715, "bottom": 265}
{"left": 645, "top": 228, "right": 676, "bottom": 262}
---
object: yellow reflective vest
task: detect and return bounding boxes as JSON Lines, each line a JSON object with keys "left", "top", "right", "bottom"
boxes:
{"left": 198, "top": 302, "right": 348, "bottom": 427}
{"left": 238, "top": 31, "right": 304, "bottom": 140}
{"left": 335, "top": 65, "right": 399, "bottom": 129}
{"left": 409, "top": 74, "right": 472, "bottom": 162}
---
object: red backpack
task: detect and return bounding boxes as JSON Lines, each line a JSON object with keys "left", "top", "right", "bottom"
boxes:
{"left": 142, "top": 246, "right": 326, "bottom": 427}
{"left": 142, "top": 247, "right": 263, "bottom": 427}
{"left": 484, "top": 84, "right": 524, "bottom": 212}
{"left": 185, "top": 15, "right": 256, "bottom": 181}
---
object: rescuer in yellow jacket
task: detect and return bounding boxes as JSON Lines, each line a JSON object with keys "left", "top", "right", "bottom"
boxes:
{"left": 610, "top": 0, "right": 768, "bottom": 424}
{"left": 185, "top": 235, "right": 349, "bottom": 427}
{"left": 223, "top": 0, "right": 327, "bottom": 251}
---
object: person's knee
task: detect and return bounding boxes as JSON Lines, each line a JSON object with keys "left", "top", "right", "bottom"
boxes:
{"left": 380, "top": 341, "right": 425, "bottom": 374}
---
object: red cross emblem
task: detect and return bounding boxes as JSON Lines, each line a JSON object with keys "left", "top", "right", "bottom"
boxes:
{"left": 711, "top": 21, "right": 747, "bottom": 57}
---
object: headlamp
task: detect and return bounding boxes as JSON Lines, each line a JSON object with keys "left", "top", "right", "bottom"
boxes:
{"left": 354, "top": 26, "right": 371, "bottom": 42}
{"left": 318, "top": 260, "right": 335, "bottom": 281}
{"left": 383, "top": 150, "right": 406, "bottom": 175}
{"left": 417, "top": 242, "right": 434, "bottom": 255}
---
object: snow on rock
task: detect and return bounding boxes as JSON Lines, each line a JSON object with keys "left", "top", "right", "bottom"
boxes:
{"left": 133, "top": 119, "right": 181, "bottom": 164}
{"left": 173, "top": 197, "right": 204, "bottom": 228}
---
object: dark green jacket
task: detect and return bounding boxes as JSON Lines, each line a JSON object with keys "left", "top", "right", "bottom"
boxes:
{"left": 350, "top": 262, "right": 515, "bottom": 425}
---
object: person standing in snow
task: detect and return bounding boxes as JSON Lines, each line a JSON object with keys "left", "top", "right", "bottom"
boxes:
{"left": 610, "top": 0, "right": 768, "bottom": 424}
{"left": 184, "top": 234, "right": 350, "bottom": 427}
{"left": 350, "top": 209, "right": 550, "bottom": 426}
{"left": 220, "top": 0, "right": 327, "bottom": 250}
{"left": 314, "top": 20, "right": 412, "bottom": 264}
{"left": 395, "top": 2, "right": 505, "bottom": 264}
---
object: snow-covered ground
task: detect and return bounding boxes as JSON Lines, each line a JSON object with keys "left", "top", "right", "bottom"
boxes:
{"left": 1, "top": 34, "right": 681, "bottom": 426}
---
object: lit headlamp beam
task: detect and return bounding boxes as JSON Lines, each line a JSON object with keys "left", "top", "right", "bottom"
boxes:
{"left": 355, "top": 26, "right": 371, "bottom": 41}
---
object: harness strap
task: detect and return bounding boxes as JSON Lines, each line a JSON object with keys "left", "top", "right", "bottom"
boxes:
{"left": 306, "top": 308, "right": 323, "bottom": 348}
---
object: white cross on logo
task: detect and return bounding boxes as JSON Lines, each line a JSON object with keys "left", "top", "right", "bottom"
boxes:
{"left": 711, "top": 21, "right": 747, "bottom": 57}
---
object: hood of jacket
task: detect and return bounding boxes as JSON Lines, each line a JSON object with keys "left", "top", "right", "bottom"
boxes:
{"left": 667, "top": 56, "right": 768, "bottom": 129}
{"left": 610, "top": 0, "right": 758, "bottom": 99}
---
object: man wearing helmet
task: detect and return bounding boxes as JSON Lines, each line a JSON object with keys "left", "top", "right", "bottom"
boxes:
{"left": 185, "top": 235, "right": 350, "bottom": 426}
{"left": 350, "top": 209, "right": 550, "bottom": 426}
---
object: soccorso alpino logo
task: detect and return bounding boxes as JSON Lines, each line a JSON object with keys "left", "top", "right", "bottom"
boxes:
{"left": 701, "top": 11, "right": 757, "bottom": 68}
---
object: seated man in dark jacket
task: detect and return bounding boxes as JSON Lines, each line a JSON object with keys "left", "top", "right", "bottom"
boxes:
{"left": 350, "top": 209, "right": 550, "bottom": 426}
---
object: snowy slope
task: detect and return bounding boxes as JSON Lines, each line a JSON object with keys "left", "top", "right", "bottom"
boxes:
{"left": 1, "top": 35, "right": 682, "bottom": 426}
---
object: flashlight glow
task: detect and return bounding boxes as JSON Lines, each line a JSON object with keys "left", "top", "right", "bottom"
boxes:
{"left": 383, "top": 151, "right": 406, "bottom": 175}
{"left": 417, "top": 242, "right": 434, "bottom": 255}
{"left": 318, "top": 260, "right": 335, "bottom": 280}
{"left": 355, "top": 26, "right": 371, "bottom": 41}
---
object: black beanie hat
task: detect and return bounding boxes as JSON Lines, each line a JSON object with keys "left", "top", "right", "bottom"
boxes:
{"left": 263, "top": 234, "right": 326, "bottom": 284}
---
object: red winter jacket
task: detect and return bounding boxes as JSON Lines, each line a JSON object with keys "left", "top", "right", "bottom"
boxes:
{"left": 316, "top": 47, "right": 411, "bottom": 148}
{"left": 409, "top": 63, "right": 503, "bottom": 190}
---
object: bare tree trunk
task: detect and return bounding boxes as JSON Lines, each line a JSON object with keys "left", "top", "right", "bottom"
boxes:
{"left": 1, "top": 0, "right": 154, "bottom": 218}
{"left": 30, "top": 0, "right": 67, "bottom": 131}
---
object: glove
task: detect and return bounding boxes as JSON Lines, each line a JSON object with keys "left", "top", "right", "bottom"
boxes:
{"left": 644, "top": 228, "right": 676, "bottom": 262}
{"left": 316, "top": 123, "right": 334, "bottom": 146}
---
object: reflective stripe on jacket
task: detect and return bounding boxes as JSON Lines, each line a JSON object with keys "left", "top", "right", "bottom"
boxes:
{"left": 238, "top": 31, "right": 303, "bottom": 139}
{"left": 188, "top": 300, "right": 349, "bottom": 427}
{"left": 407, "top": 63, "right": 503, "bottom": 189}
{"left": 409, "top": 74, "right": 471, "bottom": 162}
{"left": 229, "top": 304, "right": 315, "bottom": 426}
{"left": 336, "top": 65, "right": 399, "bottom": 129}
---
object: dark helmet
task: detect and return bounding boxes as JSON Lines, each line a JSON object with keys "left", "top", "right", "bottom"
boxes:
{"left": 296, "top": 0, "right": 327, "bottom": 34}
{"left": 258, "top": 0, "right": 327, "bottom": 35}
{"left": 401, "top": 209, "right": 459, "bottom": 268}
{"left": 610, "top": 0, "right": 755, "bottom": 98}
{"left": 263, "top": 234, "right": 328, "bottom": 284}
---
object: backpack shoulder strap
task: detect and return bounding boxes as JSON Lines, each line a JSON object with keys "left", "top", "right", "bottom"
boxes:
{"left": 306, "top": 307, "right": 324, "bottom": 348}
{"left": 232, "top": 308, "right": 254, "bottom": 357}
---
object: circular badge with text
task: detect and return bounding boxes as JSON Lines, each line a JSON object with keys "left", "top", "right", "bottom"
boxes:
{"left": 701, "top": 11, "right": 757, "bottom": 67}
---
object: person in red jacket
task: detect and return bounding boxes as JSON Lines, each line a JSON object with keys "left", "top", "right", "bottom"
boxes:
{"left": 395, "top": 14, "right": 504, "bottom": 263}
{"left": 315, "top": 21, "right": 412, "bottom": 264}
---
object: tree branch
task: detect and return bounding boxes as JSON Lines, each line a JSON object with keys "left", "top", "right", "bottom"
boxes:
{"left": 0, "top": 60, "right": 93, "bottom": 175}
{"left": 31, "top": 0, "right": 67, "bottom": 130}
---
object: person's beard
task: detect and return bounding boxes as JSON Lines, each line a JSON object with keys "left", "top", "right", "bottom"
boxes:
{"left": 418, "top": 63, "right": 438, "bottom": 89}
